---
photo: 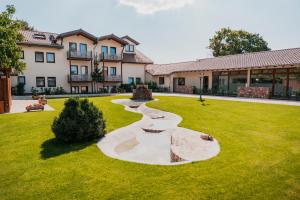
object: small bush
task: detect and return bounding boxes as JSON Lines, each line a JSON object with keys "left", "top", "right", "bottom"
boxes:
{"left": 52, "top": 98, "right": 106, "bottom": 143}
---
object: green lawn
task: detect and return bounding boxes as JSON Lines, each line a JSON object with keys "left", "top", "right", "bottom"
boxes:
{"left": 0, "top": 96, "right": 299, "bottom": 200}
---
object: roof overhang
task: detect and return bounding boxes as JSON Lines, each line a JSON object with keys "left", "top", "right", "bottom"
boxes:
{"left": 121, "top": 35, "right": 140, "bottom": 45}
{"left": 18, "top": 42, "right": 64, "bottom": 49}
{"left": 98, "top": 34, "right": 128, "bottom": 46}
{"left": 57, "top": 29, "right": 98, "bottom": 43}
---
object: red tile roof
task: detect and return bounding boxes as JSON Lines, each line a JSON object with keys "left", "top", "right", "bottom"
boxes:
{"left": 123, "top": 50, "right": 153, "bottom": 64}
{"left": 18, "top": 30, "right": 63, "bottom": 48}
{"left": 146, "top": 48, "right": 300, "bottom": 75}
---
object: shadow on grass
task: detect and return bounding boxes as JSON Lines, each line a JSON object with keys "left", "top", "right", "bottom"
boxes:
{"left": 198, "top": 99, "right": 210, "bottom": 106}
{"left": 40, "top": 138, "right": 95, "bottom": 159}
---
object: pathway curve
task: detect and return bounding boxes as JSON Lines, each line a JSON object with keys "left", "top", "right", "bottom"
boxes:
{"left": 97, "top": 99, "right": 220, "bottom": 165}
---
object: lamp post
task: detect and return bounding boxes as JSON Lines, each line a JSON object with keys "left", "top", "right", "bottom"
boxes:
{"left": 199, "top": 76, "right": 203, "bottom": 102}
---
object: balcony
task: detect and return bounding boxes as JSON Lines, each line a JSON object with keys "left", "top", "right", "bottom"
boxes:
{"left": 68, "top": 74, "right": 92, "bottom": 82}
{"left": 104, "top": 75, "right": 122, "bottom": 82}
{"left": 67, "top": 51, "right": 92, "bottom": 60}
{"left": 98, "top": 53, "right": 123, "bottom": 62}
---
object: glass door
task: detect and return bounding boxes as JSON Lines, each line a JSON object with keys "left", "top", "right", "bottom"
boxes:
{"left": 274, "top": 74, "right": 288, "bottom": 97}
{"left": 81, "top": 66, "right": 88, "bottom": 75}
{"left": 101, "top": 46, "right": 108, "bottom": 58}
{"left": 80, "top": 43, "right": 87, "bottom": 56}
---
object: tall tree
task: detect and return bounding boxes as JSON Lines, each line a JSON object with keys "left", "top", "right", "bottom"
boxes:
{"left": 208, "top": 28, "right": 270, "bottom": 57}
{"left": 16, "top": 19, "right": 34, "bottom": 31}
{"left": 0, "top": 5, "right": 26, "bottom": 74}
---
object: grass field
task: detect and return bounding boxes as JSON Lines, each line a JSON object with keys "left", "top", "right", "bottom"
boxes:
{"left": 0, "top": 96, "right": 299, "bottom": 200}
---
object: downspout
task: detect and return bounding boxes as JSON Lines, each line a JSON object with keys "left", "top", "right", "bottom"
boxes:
{"left": 121, "top": 46, "right": 124, "bottom": 84}
{"left": 92, "top": 42, "right": 97, "bottom": 93}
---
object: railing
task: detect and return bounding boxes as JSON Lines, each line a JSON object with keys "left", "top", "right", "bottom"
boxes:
{"left": 67, "top": 51, "right": 92, "bottom": 60}
{"left": 104, "top": 75, "right": 122, "bottom": 82}
{"left": 98, "top": 53, "right": 123, "bottom": 61}
{"left": 68, "top": 74, "right": 92, "bottom": 82}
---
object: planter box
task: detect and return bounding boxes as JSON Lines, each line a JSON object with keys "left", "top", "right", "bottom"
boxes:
{"left": 237, "top": 87, "right": 271, "bottom": 99}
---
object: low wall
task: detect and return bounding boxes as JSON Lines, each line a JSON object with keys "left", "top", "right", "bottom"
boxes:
{"left": 237, "top": 87, "right": 271, "bottom": 98}
{"left": 174, "top": 86, "right": 193, "bottom": 94}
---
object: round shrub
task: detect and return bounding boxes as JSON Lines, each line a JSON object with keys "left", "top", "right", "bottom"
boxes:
{"left": 52, "top": 98, "right": 106, "bottom": 143}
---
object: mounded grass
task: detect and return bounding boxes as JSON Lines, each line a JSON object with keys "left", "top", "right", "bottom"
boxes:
{"left": 0, "top": 96, "right": 299, "bottom": 200}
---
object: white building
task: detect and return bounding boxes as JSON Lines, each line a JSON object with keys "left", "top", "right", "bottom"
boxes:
{"left": 13, "top": 29, "right": 153, "bottom": 94}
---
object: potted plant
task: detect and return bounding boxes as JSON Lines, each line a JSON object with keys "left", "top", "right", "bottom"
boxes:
{"left": 31, "top": 87, "right": 41, "bottom": 100}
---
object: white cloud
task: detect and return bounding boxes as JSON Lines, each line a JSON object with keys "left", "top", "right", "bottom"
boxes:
{"left": 118, "top": 0, "right": 194, "bottom": 14}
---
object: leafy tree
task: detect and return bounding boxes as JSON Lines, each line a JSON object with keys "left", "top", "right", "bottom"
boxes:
{"left": 16, "top": 19, "right": 34, "bottom": 31}
{"left": 208, "top": 28, "right": 270, "bottom": 57}
{"left": 52, "top": 98, "right": 106, "bottom": 143}
{"left": 0, "top": 5, "right": 26, "bottom": 74}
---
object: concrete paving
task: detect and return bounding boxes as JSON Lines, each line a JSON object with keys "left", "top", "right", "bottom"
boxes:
{"left": 97, "top": 99, "right": 220, "bottom": 165}
{"left": 9, "top": 100, "right": 54, "bottom": 114}
{"left": 115, "top": 93, "right": 300, "bottom": 106}
{"left": 151, "top": 93, "right": 300, "bottom": 106}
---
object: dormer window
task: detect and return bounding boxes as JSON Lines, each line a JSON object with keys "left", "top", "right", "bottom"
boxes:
{"left": 125, "top": 44, "right": 134, "bottom": 52}
{"left": 33, "top": 33, "right": 46, "bottom": 40}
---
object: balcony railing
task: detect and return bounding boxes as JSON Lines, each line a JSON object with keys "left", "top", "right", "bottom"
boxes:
{"left": 68, "top": 74, "right": 92, "bottom": 82}
{"left": 98, "top": 53, "right": 123, "bottom": 61}
{"left": 67, "top": 50, "right": 92, "bottom": 60}
{"left": 104, "top": 75, "right": 122, "bottom": 82}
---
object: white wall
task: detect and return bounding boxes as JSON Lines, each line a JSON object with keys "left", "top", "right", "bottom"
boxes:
{"left": 122, "top": 63, "right": 145, "bottom": 84}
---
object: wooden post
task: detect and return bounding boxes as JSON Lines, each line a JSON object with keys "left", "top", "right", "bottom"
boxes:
{"left": 246, "top": 69, "right": 251, "bottom": 87}
{"left": 0, "top": 69, "right": 12, "bottom": 113}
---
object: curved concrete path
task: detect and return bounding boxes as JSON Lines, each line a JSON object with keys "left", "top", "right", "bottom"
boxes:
{"left": 97, "top": 99, "right": 220, "bottom": 165}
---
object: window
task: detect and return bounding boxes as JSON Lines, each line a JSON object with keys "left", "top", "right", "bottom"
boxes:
{"left": 69, "top": 42, "right": 77, "bottom": 51}
{"left": 101, "top": 46, "right": 108, "bottom": 55}
{"left": 81, "top": 86, "right": 88, "bottom": 94}
{"left": 36, "top": 77, "right": 45, "bottom": 87}
{"left": 178, "top": 78, "right": 185, "bottom": 86}
{"left": 46, "top": 52, "right": 55, "bottom": 63}
{"left": 35, "top": 52, "right": 44, "bottom": 62}
{"left": 20, "top": 51, "right": 24, "bottom": 59}
{"left": 71, "top": 86, "right": 79, "bottom": 94}
{"left": 18, "top": 76, "right": 26, "bottom": 85}
{"left": 125, "top": 45, "right": 134, "bottom": 52}
{"left": 110, "top": 67, "right": 117, "bottom": 76}
{"left": 47, "top": 77, "right": 56, "bottom": 87}
{"left": 70, "top": 65, "right": 78, "bottom": 75}
{"left": 159, "top": 77, "right": 164, "bottom": 85}
{"left": 128, "top": 77, "right": 134, "bottom": 84}
{"left": 80, "top": 43, "right": 87, "bottom": 54}
{"left": 33, "top": 34, "right": 46, "bottom": 40}
{"left": 136, "top": 77, "right": 142, "bottom": 84}
{"left": 110, "top": 47, "right": 116, "bottom": 55}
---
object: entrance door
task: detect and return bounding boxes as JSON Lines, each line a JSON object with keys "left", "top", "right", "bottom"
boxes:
{"left": 203, "top": 76, "right": 209, "bottom": 94}
{"left": 173, "top": 78, "right": 178, "bottom": 92}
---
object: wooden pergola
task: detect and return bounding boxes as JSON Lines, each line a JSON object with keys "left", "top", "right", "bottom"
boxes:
{"left": 0, "top": 68, "right": 12, "bottom": 113}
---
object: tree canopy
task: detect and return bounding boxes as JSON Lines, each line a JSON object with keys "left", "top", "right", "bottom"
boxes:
{"left": 16, "top": 19, "right": 34, "bottom": 31}
{"left": 0, "top": 5, "right": 26, "bottom": 73}
{"left": 208, "top": 28, "right": 270, "bottom": 57}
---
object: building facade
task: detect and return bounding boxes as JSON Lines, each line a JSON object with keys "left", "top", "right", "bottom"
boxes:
{"left": 12, "top": 29, "right": 153, "bottom": 94}
{"left": 146, "top": 48, "right": 300, "bottom": 100}
{"left": 12, "top": 29, "right": 300, "bottom": 100}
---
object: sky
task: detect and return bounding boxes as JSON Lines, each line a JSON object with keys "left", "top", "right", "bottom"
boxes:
{"left": 1, "top": 0, "right": 300, "bottom": 64}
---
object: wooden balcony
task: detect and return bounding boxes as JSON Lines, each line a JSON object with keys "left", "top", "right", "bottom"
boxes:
{"left": 68, "top": 74, "right": 92, "bottom": 82}
{"left": 104, "top": 75, "right": 122, "bottom": 82}
{"left": 67, "top": 51, "right": 92, "bottom": 60}
{"left": 98, "top": 53, "right": 123, "bottom": 62}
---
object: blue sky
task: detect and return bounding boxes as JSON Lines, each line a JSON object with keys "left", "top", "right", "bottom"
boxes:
{"left": 1, "top": 0, "right": 300, "bottom": 63}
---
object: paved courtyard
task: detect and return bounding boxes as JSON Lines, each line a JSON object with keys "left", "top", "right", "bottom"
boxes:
{"left": 9, "top": 99, "right": 54, "bottom": 114}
